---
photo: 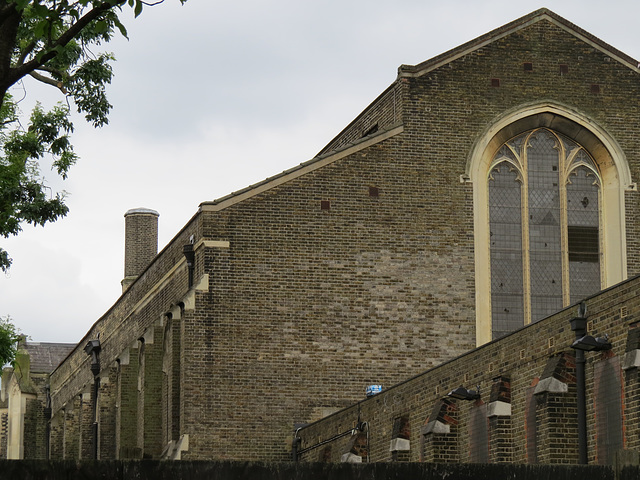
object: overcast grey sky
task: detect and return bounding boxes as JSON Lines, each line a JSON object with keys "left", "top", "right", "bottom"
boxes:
{"left": 2, "top": 0, "right": 639, "bottom": 343}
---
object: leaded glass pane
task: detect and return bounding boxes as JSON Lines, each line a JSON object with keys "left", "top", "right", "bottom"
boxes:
{"left": 487, "top": 128, "right": 602, "bottom": 339}
{"left": 567, "top": 165, "right": 601, "bottom": 302}
{"left": 527, "top": 130, "right": 562, "bottom": 322}
{"left": 489, "top": 162, "right": 523, "bottom": 339}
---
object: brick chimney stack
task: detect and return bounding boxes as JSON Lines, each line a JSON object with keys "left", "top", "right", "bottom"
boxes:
{"left": 122, "top": 208, "right": 159, "bottom": 292}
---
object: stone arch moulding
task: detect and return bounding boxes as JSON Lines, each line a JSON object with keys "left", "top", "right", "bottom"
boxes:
{"left": 466, "top": 102, "right": 633, "bottom": 346}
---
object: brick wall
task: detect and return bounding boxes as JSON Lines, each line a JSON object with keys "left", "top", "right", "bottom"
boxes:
{"left": 98, "top": 366, "right": 118, "bottom": 459}
{"left": 317, "top": 82, "right": 404, "bottom": 156}
{"left": 47, "top": 11, "right": 640, "bottom": 462}
{"left": 297, "top": 275, "right": 640, "bottom": 464}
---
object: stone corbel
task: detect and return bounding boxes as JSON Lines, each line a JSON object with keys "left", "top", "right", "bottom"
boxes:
{"left": 623, "top": 349, "right": 640, "bottom": 370}
{"left": 389, "top": 437, "right": 411, "bottom": 452}
{"left": 533, "top": 377, "right": 568, "bottom": 395}
{"left": 486, "top": 400, "right": 511, "bottom": 417}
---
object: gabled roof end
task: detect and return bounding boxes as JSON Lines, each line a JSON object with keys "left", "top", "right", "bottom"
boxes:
{"left": 399, "top": 8, "right": 639, "bottom": 78}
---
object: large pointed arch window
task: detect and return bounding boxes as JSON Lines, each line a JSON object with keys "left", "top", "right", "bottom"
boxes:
{"left": 489, "top": 128, "right": 601, "bottom": 339}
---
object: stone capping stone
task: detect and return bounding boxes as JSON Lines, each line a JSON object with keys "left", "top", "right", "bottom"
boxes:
{"left": 622, "top": 349, "right": 640, "bottom": 370}
{"left": 196, "top": 240, "right": 230, "bottom": 250}
{"left": 172, "top": 435, "right": 189, "bottom": 460}
{"left": 389, "top": 438, "right": 411, "bottom": 452}
{"left": 486, "top": 400, "right": 512, "bottom": 418}
{"left": 141, "top": 327, "right": 154, "bottom": 345}
{"left": 118, "top": 348, "right": 130, "bottom": 366}
{"left": 124, "top": 208, "right": 159, "bottom": 218}
{"left": 341, "top": 452, "right": 362, "bottom": 463}
{"left": 533, "top": 377, "right": 568, "bottom": 395}
{"left": 421, "top": 420, "right": 450, "bottom": 435}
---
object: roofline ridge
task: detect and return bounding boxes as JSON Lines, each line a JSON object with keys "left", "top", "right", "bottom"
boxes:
{"left": 399, "top": 8, "right": 639, "bottom": 78}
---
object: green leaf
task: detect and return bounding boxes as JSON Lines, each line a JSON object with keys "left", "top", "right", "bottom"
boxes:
{"left": 0, "top": 0, "right": 188, "bottom": 273}
{"left": 114, "top": 19, "right": 128, "bottom": 39}
{"left": 33, "top": 20, "right": 48, "bottom": 39}
{"left": 94, "top": 20, "right": 109, "bottom": 34}
{"left": 14, "top": 0, "right": 30, "bottom": 11}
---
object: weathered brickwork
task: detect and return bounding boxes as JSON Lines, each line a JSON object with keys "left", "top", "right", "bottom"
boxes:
{"left": 63, "top": 397, "right": 79, "bottom": 460}
{"left": 79, "top": 392, "right": 93, "bottom": 459}
{"left": 123, "top": 209, "right": 159, "bottom": 290}
{"left": 49, "top": 412, "right": 63, "bottom": 459}
{"left": 317, "top": 82, "right": 405, "bottom": 156}
{"left": 140, "top": 328, "right": 164, "bottom": 458}
{"left": 98, "top": 366, "right": 118, "bottom": 460}
{"left": 117, "top": 346, "right": 140, "bottom": 459}
{"left": 297, "top": 276, "right": 640, "bottom": 464}
{"left": 24, "top": 8, "right": 639, "bottom": 463}
{"left": 0, "top": 410, "right": 6, "bottom": 459}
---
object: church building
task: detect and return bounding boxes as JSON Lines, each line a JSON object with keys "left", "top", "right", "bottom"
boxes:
{"left": 1, "top": 8, "right": 638, "bottom": 463}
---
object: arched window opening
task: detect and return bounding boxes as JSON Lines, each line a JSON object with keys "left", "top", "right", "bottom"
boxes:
{"left": 488, "top": 128, "right": 601, "bottom": 338}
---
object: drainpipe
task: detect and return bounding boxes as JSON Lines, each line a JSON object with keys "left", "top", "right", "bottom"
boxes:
{"left": 44, "top": 385, "right": 51, "bottom": 459}
{"left": 291, "top": 428, "right": 302, "bottom": 462}
{"left": 84, "top": 339, "right": 101, "bottom": 460}
{"left": 570, "top": 303, "right": 587, "bottom": 465}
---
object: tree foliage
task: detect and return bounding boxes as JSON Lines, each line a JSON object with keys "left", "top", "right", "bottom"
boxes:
{"left": 0, "top": 316, "right": 19, "bottom": 366}
{"left": 0, "top": 0, "right": 186, "bottom": 273}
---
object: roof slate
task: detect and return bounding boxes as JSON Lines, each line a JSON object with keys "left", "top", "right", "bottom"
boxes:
{"left": 23, "top": 342, "right": 76, "bottom": 374}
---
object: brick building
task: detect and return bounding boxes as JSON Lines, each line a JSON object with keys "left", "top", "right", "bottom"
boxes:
{"left": 2, "top": 8, "right": 639, "bottom": 462}
{"left": 0, "top": 341, "right": 74, "bottom": 459}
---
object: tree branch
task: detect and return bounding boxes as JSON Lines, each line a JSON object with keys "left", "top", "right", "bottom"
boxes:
{"left": 29, "top": 70, "right": 68, "bottom": 94}
{"left": 6, "top": 1, "right": 127, "bottom": 88}
{"left": 16, "top": 40, "right": 37, "bottom": 66}
{"left": 36, "top": 65, "right": 64, "bottom": 76}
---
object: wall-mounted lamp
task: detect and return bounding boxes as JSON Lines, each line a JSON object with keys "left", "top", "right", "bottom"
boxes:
{"left": 571, "top": 334, "right": 612, "bottom": 352}
{"left": 183, "top": 244, "right": 195, "bottom": 288}
{"left": 84, "top": 339, "right": 101, "bottom": 376}
{"left": 447, "top": 386, "right": 480, "bottom": 401}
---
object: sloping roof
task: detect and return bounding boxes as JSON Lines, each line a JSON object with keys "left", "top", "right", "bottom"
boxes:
{"left": 198, "top": 9, "right": 638, "bottom": 217}
{"left": 23, "top": 342, "right": 76, "bottom": 374}
{"left": 399, "top": 8, "right": 640, "bottom": 78}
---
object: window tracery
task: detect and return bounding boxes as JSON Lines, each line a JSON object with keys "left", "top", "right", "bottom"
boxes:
{"left": 488, "top": 128, "right": 601, "bottom": 338}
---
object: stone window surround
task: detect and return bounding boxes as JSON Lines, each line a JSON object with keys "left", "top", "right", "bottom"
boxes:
{"left": 466, "top": 102, "right": 634, "bottom": 346}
